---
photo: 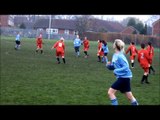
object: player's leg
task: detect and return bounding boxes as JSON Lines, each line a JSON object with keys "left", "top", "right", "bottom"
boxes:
{"left": 40, "top": 46, "right": 43, "bottom": 54}
{"left": 75, "top": 47, "right": 78, "bottom": 57}
{"left": 141, "top": 68, "right": 149, "bottom": 84}
{"left": 144, "top": 68, "right": 150, "bottom": 84}
{"left": 36, "top": 46, "right": 39, "bottom": 53}
{"left": 130, "top": 56, "right": 134, "bottom": 68}
{"left": 61, "top": 52, "right": 65, "bottom": 64}
{"left": 149, "top": 60, "right": 155, "bottom": 74}
{"left": 77, "top": 47, "right": 80, "bottom": 57}
{"left": 108, "top": 88, "right": 118, "bottom": 105}
{"left": 108, "top": 79, "right": 122, "bottom": 105}
{"left": 97, "top": 53, "right": 101, "bottom": 62}
{"left": 56, "top": 52, "right": 60, "bottom": 64}
{"left": 123, "top": 78, "right": 138, "bottom": 105}
{"left": 125, "top": 92, "right": 139, "bottom": 105}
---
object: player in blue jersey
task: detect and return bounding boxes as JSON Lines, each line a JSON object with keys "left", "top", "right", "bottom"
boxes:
{"left": 106, "top": 39, "right": 138, "bottom": 105}
{"left": 101, "top": 40, "right": 109, "bottom": 63}
{"left": 73, "top": 35, "right": 82, "bottom": 57}
{"left": 15, "top": 32, "right": 21, "bottom": 50}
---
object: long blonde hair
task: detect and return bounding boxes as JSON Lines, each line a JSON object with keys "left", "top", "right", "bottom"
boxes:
{"left": 113, "top": 39, "right": 125, "bottom": 52}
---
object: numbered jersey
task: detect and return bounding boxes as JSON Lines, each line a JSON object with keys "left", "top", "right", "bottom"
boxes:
{"left": 138, "top": 49, "right": 149, "bottom": 68}
{"left": 53, "top": 41, "right": 65, "bottom": 52}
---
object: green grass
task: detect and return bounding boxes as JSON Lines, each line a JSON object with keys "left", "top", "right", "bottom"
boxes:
{"left": 0, "top": 36, "right": 159, "bottom": 105}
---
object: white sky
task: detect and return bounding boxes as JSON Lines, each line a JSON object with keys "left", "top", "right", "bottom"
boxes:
{"left": 93, "top": 15, "right": 152, "bottom": 22}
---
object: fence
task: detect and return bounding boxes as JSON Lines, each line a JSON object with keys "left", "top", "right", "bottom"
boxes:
{"left": 83, "top": 32, "right": 160, "bottom": 48}
{"left": 0, "top": 27, "right": 76, "bottom": 40}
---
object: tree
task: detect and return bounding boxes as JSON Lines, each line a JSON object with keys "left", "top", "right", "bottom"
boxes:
{"left": 19, "top": 23, "right": 26, "bottom": 29}
{"left": 135, "top": 22, "right": 144, "bottom": 34}
{"left": 75, "top": 15, "right": 92, "bottom": 37}
{"left": 121, "top": 17, "right": 141, "bottom": 27}
{"left": 127, "top": 18, "right": 136, "bottom": 27}
{"left": 146, "top": 15, "right": 160, "bottom": 26}
{"left": 141, "top": 24, "right": 147, "bottom": 35}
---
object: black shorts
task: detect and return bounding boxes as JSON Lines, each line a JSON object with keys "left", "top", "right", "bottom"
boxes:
{"left": 74, "top": 46, "right": 80, "bottom": 52}
{"left": 111, "top": 78, "right": 131, "bottom": 93}
{"left": 104, "top": 53, "right": 108, "bottom": 56}
{"left": 16, "top": 41, "right": 20, "bottom": 45}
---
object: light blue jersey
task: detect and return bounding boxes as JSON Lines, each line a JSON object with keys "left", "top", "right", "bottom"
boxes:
{"left": 74, "top": 38, "right": 81, "bottom": 47}
{"left": 15, "top": 34, "right": 20, "bottom": 41}
{"left": 102, "top": 44, "right": 109, "bottom": 53}
{"left": 107, "top": 52, "right": 132, "bottom": 78}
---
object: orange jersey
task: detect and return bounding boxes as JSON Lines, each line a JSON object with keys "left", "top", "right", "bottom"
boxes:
{"left": 146, "top": 45, "right": 154, "bottom": 58}
{"left": 53, "top": 41, "right": 65, "bottom": 52}
{"left": 97, "top": 42, "right": 103, "bottom": 56}
{"left": 98, "top": 42, "right": 102, "bottom": 51}
{"left": 138, "top": 49, "right": 150, "bottom": 68}
{"left": 83, "top": 39, "right": 89, "bottom": 51}
{"left": 83, "top": 39, "right": 89, "bottom": 48}
{"left": 36, "top": 38, "right": 42, "bottom": 48}
{"left": 36, "top": 38, "right": 42, "bottom": 45}
{"left": 126, "top": 45, "right": 138, "bottom": 56}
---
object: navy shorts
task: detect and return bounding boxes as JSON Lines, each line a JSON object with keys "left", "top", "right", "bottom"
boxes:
{"left": 111, "top": 78, "right": 131, "bottom": 93}
{"left": 104, "top": 53, "right": 108, "bottom": 56}
{"left": 15, "top": 41, "right": 20, "bottom": 45}
{"left": 74, "top": 46, "right": 80, "bottom": 52}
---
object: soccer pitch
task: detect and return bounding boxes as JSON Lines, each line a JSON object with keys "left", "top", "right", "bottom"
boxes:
{"left": 0, "top": 36, "right": 159, "bottom": 105}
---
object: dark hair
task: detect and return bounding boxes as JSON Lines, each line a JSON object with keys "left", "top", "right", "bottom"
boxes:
{"left": 131, "top": 42, "right": 135, "bottom": 45}
{"left": 99, "top": 39, "right": 102, "bottom": 43}
{"left": 141, "top": 43, "right": 145, "bottom": 49}
{"left": 102, "top": 40, "right": 107, "bottom": 46}
{"left": 148, "top": 41, "right": 152, "bottom": 46}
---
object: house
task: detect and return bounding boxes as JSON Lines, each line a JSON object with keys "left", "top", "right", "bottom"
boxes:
{"left": 152, "top": 19, "right": 160, "bottom": 36}
{"left": 121, "top": 26, "right": 139, "bottom": 34}
{"left": 0, "top": 15, "right": 14, "bottom": 27}
{"left": 33, "top": 18, "right": 125, "bottom": 35}
{"left": 88, "top": 19, "right": 125, "bottom": 32}
{"left": 33, "top": 19, "right": 77, "bottom": 35}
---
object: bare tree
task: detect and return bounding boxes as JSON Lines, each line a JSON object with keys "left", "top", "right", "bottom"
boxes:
{"left": 146, "top": 15, "right": 160, "bottom": 26}
{"left": 74, "top": 15, "right": 93, "bottom": 37}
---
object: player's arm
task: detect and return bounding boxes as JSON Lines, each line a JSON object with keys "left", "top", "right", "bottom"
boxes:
{"left": 51, "top": 42, "right": 57, "bottom": 49}
{"left": 125, "top": 46, "right": 130, "bottom": 54}
{"left": 106, "top": 61, "right": 115, "bottom": 70}
{"left": 87, "top": 41, "right": 90, "bottom": 48}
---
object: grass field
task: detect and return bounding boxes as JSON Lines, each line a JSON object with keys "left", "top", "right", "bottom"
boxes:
{"left": 0, "top": 36, "right": 159, "bottom": 105}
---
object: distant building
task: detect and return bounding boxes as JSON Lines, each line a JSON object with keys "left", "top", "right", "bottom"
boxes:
{"left": 0, "top": 15, "right": 14, "bottom": 27}
{"left": 33, "top": 19, "right": 77, "bottom": 35}
{"left": 33, "top": 18, "right": 125, "bottom": 35}
{"left": 121, "top": 26, "right": 139, "bottom": 34}
{"left": 152, "top": 19, "right": 160, "bottom": 36}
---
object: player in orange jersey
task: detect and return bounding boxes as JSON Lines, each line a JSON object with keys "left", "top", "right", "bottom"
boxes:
{"left": 138, "top": 43, "right": 150, "bottom": 84}
{"left": 97, "top": 39, "right": 104, "bottom": 62}
{"left": 126, "top": 42, "right": 138, "bottom": 68}
{"left": 146, "top": 42, "right": 155, "bottom": 74}
{"left": 51, "top": 37, "right": 66, "bottom": 64}
{"left": 36, "top": 33, "right": 43, "bottom": 54}
{"left": 83, "top": 37, "right": 90, "bottom": 58}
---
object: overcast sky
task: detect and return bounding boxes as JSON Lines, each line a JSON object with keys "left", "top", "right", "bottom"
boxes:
{"left": 93, "top": 15, "right": 151, "bottom": 22}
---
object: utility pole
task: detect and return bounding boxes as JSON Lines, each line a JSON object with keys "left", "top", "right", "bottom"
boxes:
{"left": 48, "top": 15, "right": 52, "bottom": 40}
